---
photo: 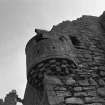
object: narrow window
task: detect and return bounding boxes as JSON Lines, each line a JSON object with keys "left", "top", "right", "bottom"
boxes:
{"left": 69, "top": 36, "right": 80, "bottom": 46}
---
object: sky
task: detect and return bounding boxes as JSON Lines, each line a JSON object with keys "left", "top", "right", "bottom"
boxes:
{"left": 0, "top": 0, "right": 105, "bottom": 104}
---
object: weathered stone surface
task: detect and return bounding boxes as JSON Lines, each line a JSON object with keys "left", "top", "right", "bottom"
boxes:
{"left": 83, "top": 86, "right": 95, "bottom": 91}
{"left": 74, "top": 92, "right": 88, "bottom": 97}
{"left": 78, "top": 79, "right": 90, "bottom": 86}
{"left": 0, "top": 99, "right": 3, "bottom": 105}
{"left": 87, "top": 91, "right": 97, "bottom": 97}
{"left": 74, "top": 86, "right": 82, "bottom": 91}
{"left": 24, "top": 11, "right": 105, "bottom": 105}
{"left": 89, "top": 78, "right": 98, "bottom": 86}
{"left": 97, "top": 87, "right": 105, "bottom": 97}
{"left": 85, "top": 103, "right": 102, "bottom": 105}
{"left": 98, "top": 79, "right": 105, "bottom": 86}
{"left": 99, "top": 70, "right": 105, "bottom": 77}
{"left": 85, "top": 97, "right": 105, "bottom": 103}
{"left": 65, "top": 97, "right": 84, "bottom": 104}
{"left": 66, "top": 77, "right": 76, "bottom": 85}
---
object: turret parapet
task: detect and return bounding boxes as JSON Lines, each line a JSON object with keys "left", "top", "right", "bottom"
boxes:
{"left": 25, "top": 28, "right": 76, "bottom": 76}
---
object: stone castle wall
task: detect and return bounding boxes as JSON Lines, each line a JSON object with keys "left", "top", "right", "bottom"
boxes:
{"left": 2, "top": 12, "right": 105, "bottom": 105}
{"left": 24, "top": 12, "right": 105, "bottom": 105}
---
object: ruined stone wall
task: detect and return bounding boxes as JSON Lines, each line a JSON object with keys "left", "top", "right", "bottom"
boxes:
{"left": 3, "top": 12, "right": 105, "bottom": 105}
{"left": 0, "top": 90, "right": 23, "bottom": 105}
{"left": 24, "top": 12, "right": 105, "bottom": 105}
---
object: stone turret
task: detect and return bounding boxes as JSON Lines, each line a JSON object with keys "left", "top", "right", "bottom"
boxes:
{"left": 25, "top": 28, "right": 76, "bottom": 75}
{"left": 24, "top": 12, "right": 105, "bottom": 105}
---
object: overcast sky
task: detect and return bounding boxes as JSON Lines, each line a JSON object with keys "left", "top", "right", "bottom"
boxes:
{"left": 0, "top": 0, "right": 105, "bottom": 103}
